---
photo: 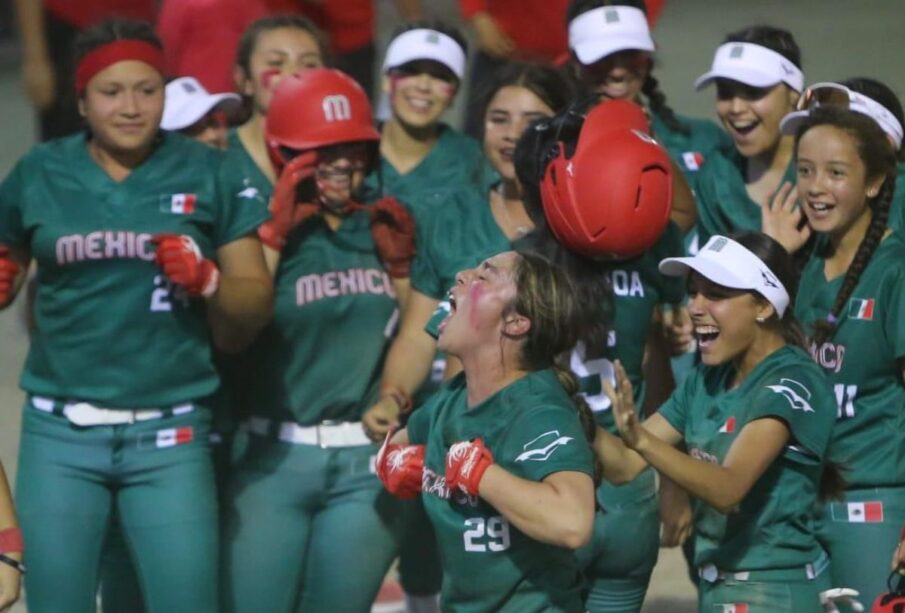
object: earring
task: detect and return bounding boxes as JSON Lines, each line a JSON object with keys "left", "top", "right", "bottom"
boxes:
{"left": 868, "top": 188, "right": 879, "bottom": 198}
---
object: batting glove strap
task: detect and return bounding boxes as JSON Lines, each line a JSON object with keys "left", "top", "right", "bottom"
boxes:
{"left": 445, "top": 439, "right": 494, "bottom": 497}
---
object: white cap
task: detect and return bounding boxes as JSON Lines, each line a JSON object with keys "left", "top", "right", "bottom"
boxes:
{"left": 161, "top": 77, "right": 241, "bottom": 131}
{"left": 694, "top": 42, "right": 804, "bottom": 92}
{"left": 780, "top": 82, "right": 904, "bottom": 149}
{"left": 568, "top": 6, "right": 655, "bottom": 66}
{"left": 659, "top": 235, "right": 790, "bottom": 317}
{"left": 382, "top": 28, "right": 466, "bottom": 80}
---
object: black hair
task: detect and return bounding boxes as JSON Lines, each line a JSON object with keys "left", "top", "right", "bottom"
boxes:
{"left": 476, "top": 62, "right": 575, "bottom": 139}
{"left": 840, "top": 77, "right": 905, "bottom": 160}
{"left": 235, "top": 14, "right": 330, "bottom": 78}
{"left": 566, "top": 0, "right": 690, "bottom": 136}
{"left": 797, "top": 107, "right": 897, "bottom": 348}
{"left": 723, "top": 25, "right": 802, "bottom": 69}
{"left": 728, "top": 231, "right": 807, "bottom": 349}
{"left": 74, "top": 18, "right": 162, "bottom": 65}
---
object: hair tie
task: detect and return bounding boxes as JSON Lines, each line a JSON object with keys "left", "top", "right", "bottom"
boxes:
{"left": 826, "top": 312, "right": 838, "bottom": 324}
{"left": 75, "top": 39, "right": 165, "bottom": 95}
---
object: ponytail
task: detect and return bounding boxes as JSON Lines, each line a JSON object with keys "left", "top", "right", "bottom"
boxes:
{"left": 642, "top": 72, "right": 690, "bottom": 136}
{"left": 553, "top": 363, "right": 603, "bottom": 487}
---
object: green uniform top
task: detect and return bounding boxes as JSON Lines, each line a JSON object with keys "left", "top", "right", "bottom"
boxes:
{"left": 651, "top": 111, "right": 732, "bottom": 186}
{"left": 0, "top": 132, "right": 267, "bottom": 407}
{"left": 245, "top": 211, "right": 398, "bottom": 425}
{"left": 657, "top": 345, "right": 835, "bottom": 570}
{"left": 363, "top": 124, "right": 494, "bottom": 222}
{"left": 223, "top": 128, "right": 274, "bottom": 205}
{"left": 795, "top": 233, "right": 905, "bottom": 489}
{"left": 573, "top": 222, "right": 686, "bottom": 431}
{"left": 888, "top": 162, "right": 905, "bottom": 235}
{"left": 407, "top": 369, "right": 594, "bottom": 612}
{"left": 694, "top": 147, "right": 796, "bottom": 246}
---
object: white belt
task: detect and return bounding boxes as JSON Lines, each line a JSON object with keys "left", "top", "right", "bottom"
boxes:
{"left": 247, "top": 417, "right": 372, "bottom": 448}
{"left": 32, "top": 396, "right": 194, "bottom": 426}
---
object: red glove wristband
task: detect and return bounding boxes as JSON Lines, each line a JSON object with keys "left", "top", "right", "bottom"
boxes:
{"left": 0, "top": 527, "right": 23, "bottom": 553}
{"left": 446, "top": 439, "right": 494, "bottom": 497}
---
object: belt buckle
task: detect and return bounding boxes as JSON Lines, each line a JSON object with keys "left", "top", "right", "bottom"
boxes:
{"left": 317, "top": 420, "right": 342, "bottom": 448}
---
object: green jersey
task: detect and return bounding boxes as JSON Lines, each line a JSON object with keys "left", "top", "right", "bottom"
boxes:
{"left": 658, "top": 346, "right": 835, "bottom": 571}
{"left": 795, "top": 233, "right": 905, "bottom": 489}
{"left": 0, "top": 132, "right": 266, "bottom": 407}
{"left": 363, "top": 124, "right": 493, "bottom": 223}
{"left": 245, "top": 211, "right": 398, "bottom": 425}
{"left": 694, "top": 148, "right": 796, "bottom": 246}
{"left": 223, "top": 129, "right": 273, "bottom": 206}
{"left": 651, "top": 111, "right": 731, "bottom": 187}
{"left": 572, "top": 222, "right": 686, "bottom": 431}
{"left": 407, "top": 369, "right": 594, "bottom": 612}
{"left": 888, "top": 163, "right": 905, "bottom": 235}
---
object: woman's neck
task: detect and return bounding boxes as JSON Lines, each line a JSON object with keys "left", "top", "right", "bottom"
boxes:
{"left": 380, "top": 117, "right": 440, "bottom": 174}
{"left": 87, "top": 138, "right": 154, "bottom": 182}
{"left": 825, "top": 206, "right": 876, "bottom": 277}
{"left": 731, "top": 334, "right": 785, "bottom": 389}
{"left": 459, "top": 344, "right": 527, "bottom": 408}
{"left": 237, "top": 114, "right": 277, "bottom": 183}
{"left": 745, "top": 135, "right": 795, "bottom": 185}
{"left": 490, "top": 180, "right": 534, "bottom": 241}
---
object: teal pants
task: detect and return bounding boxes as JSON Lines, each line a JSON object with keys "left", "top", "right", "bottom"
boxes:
{"left": 398, "top": 496, "right": 443, "bottom": 596}
{"left": 698, "top": 570, "right": 831, "bottom": 613}
{"left": 16, "top": 398, "right": 219, "bottom": 613}
{"left": 576, "top": 468, "right": 660, "bottom": 613}
{"left": 221, "top": 433, "right": 403, "bottom": 612}
{"left": 817, "top": 487, "right": 905, "bottom": 610}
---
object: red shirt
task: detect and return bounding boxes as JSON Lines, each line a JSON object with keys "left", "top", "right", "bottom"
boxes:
{"left": 45, "top": 0, "right": 156, "bottom": 29}
{"left": 156, "top": 0, "right": 270, "bottom": 92}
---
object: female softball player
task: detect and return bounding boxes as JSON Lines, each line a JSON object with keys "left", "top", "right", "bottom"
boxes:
{"left": 779, "top": 103, "right": 905, "bottom": 606}
{"left": 377, "top": 249, "right": 602, "bottom": 612}
{"left": 599, "top": 231, "right": 837, "bottom": 613}
{"left": 220, "top": 68, "right": 412, "bottom": 613}
{"left": 566, "top": 0, "right": 730, "bottom": 234}
{"left": 365, "top": 21, "right": 490, "bottom": 220}
{"left": 0, "top": 19, "right": 272, "bottom": 613}
{"left": 692, "top": 25, "right": 803, "bottom": 245}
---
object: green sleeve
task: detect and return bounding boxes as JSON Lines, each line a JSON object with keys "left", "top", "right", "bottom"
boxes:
{"left": 692, "top": 162, "right": 725, "bottom": 245}
{"left": 213, "top": 154, "right": 270, "bottom": 248}
{"left": 747, "top": 368, "right": 833, "bottom": 461}
{"left": 0, "top": 160, "right": 27, "bottom": 248}
{"left": 883, "top": 267, "right": 905, "bottom": 359}
{"left": 410, "top": 219, "right": 445, "bottom": 300}
{"left": 406, "top": 399, "right": 433, "bottom": 445}
{"left": 656, "top": 367, "right": 696, "bottom": 435}
{"left": 500, "top": 406, "right": 594, "bottom": 481}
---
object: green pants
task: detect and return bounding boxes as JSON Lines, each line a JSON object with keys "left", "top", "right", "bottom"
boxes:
{"left": 817, "top": 487, "right": 905, "bottom": 610}
{"left": 576, "top": 468, "right": 660, "bottom": 613}
{"left": 16, "top": 398, "right": 219, "bottom": 613}
{"left": 398, "top": 496, "right": 443, "bottom": 596}
{"left": 221, "top": 433, "right": 403, "bottom": 612}
{"left": 698, "top": 568, "right": 831, "bottom": 613}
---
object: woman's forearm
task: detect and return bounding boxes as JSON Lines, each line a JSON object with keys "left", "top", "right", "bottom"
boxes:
{"left": 478, "top": 467, "right": 594, "bottom": 549}
{"left": 594, "top": 426, "right": 649, "bottom": 485}
{"left": 208, "top": 275, "right": 273, "bottom": 352}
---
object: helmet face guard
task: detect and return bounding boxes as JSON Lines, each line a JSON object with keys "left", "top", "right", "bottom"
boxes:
{"left": 539, "top": 100, "right": 673, "bottom": 259}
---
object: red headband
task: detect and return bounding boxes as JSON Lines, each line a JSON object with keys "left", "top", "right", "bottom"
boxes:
{"left": 75, "top": 40, "right": 165, "bottom": 94}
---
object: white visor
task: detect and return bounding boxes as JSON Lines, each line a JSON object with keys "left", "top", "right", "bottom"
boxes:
{"left": 779, "top": 82, "right": 904, "bottom": 149}
{"left": 161, "top": 77, "right": 240, "bottom": 131}
{"left": 694, "top": 42, "right": 803, "bottom": 92}
{"left": 382, "top": 28, "right": 466, "bottom": 80}
{"left": 568, "top": 6, "right": 655, "bottom": 66}
{"left": 659, "top": 235, "right": 790, "bottom": 317}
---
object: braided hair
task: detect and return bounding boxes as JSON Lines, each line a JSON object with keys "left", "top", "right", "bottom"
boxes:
{"left": 566, "top": 0, "right": 690, "bottom": 135}
{"left": 797, "top": 107, "right": 898, "bottom": 347}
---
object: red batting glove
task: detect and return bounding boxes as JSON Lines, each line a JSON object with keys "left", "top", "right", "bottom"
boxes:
{"left": 258, "top": 152, "right": 319, "bottom": 250}
{"left": 151, "top": 234, "right": 219, "bottom": 298}
{"left": 445, "top": 439, "right": 494, "bottom": 497}
{"left": 375, "top": 430, "right": 425, "bottom": 500}
{"left": 0, "top": 246, "right": 20, "bottom": 306}
{"left": 365, "top": 197, "right": 416, "bottom": 278}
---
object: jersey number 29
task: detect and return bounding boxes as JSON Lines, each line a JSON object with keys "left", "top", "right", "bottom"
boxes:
{"left": 463, "top": 516, "right": 510, "bottom": 553}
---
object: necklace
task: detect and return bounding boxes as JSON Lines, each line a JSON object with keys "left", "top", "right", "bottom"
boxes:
{"left": 493, "top": 184, "right": 531, "bottom": 239}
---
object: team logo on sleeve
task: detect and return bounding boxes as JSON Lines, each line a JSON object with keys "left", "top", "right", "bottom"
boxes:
{"left": 848, "top": 297, "right": 875, "bottom": 320}
{"left": 515, "top": 431, "right": 574, "bottom": 462}
{"left": 161, "top": 193, "right": 197, "bottom": 215}
{"left": 682, "top": 151, "right": 704, "bottom": 171}
{"left": 765, "top": 378, "right": 814, "bottom": 413}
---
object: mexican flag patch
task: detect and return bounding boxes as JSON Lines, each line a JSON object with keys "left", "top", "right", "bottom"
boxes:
{"left": 844, "top": 501, "right": 883, "bottom": 523}
{"left": 156, "top": 426, "right": 194, "bottom": 448}
{"left": 848, "top": 297, "right": 875, "bottom": 320}
{"left": 161, "top": 193, "right": 197, "bottom": 215}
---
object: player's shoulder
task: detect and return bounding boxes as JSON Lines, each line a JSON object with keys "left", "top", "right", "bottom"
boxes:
{"left": 437, "top": 123, "right": 482, "bottom": 155}
{"left": 160, "top": 131, "right": 224, "bottom": 166}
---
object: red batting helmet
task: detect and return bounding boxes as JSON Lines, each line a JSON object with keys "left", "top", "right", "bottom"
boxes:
{"left": 265, "top": 68, "right": 380, "bottom": 170}
{"left": 539, "top": 99, "right": 673, "bottom": 259}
